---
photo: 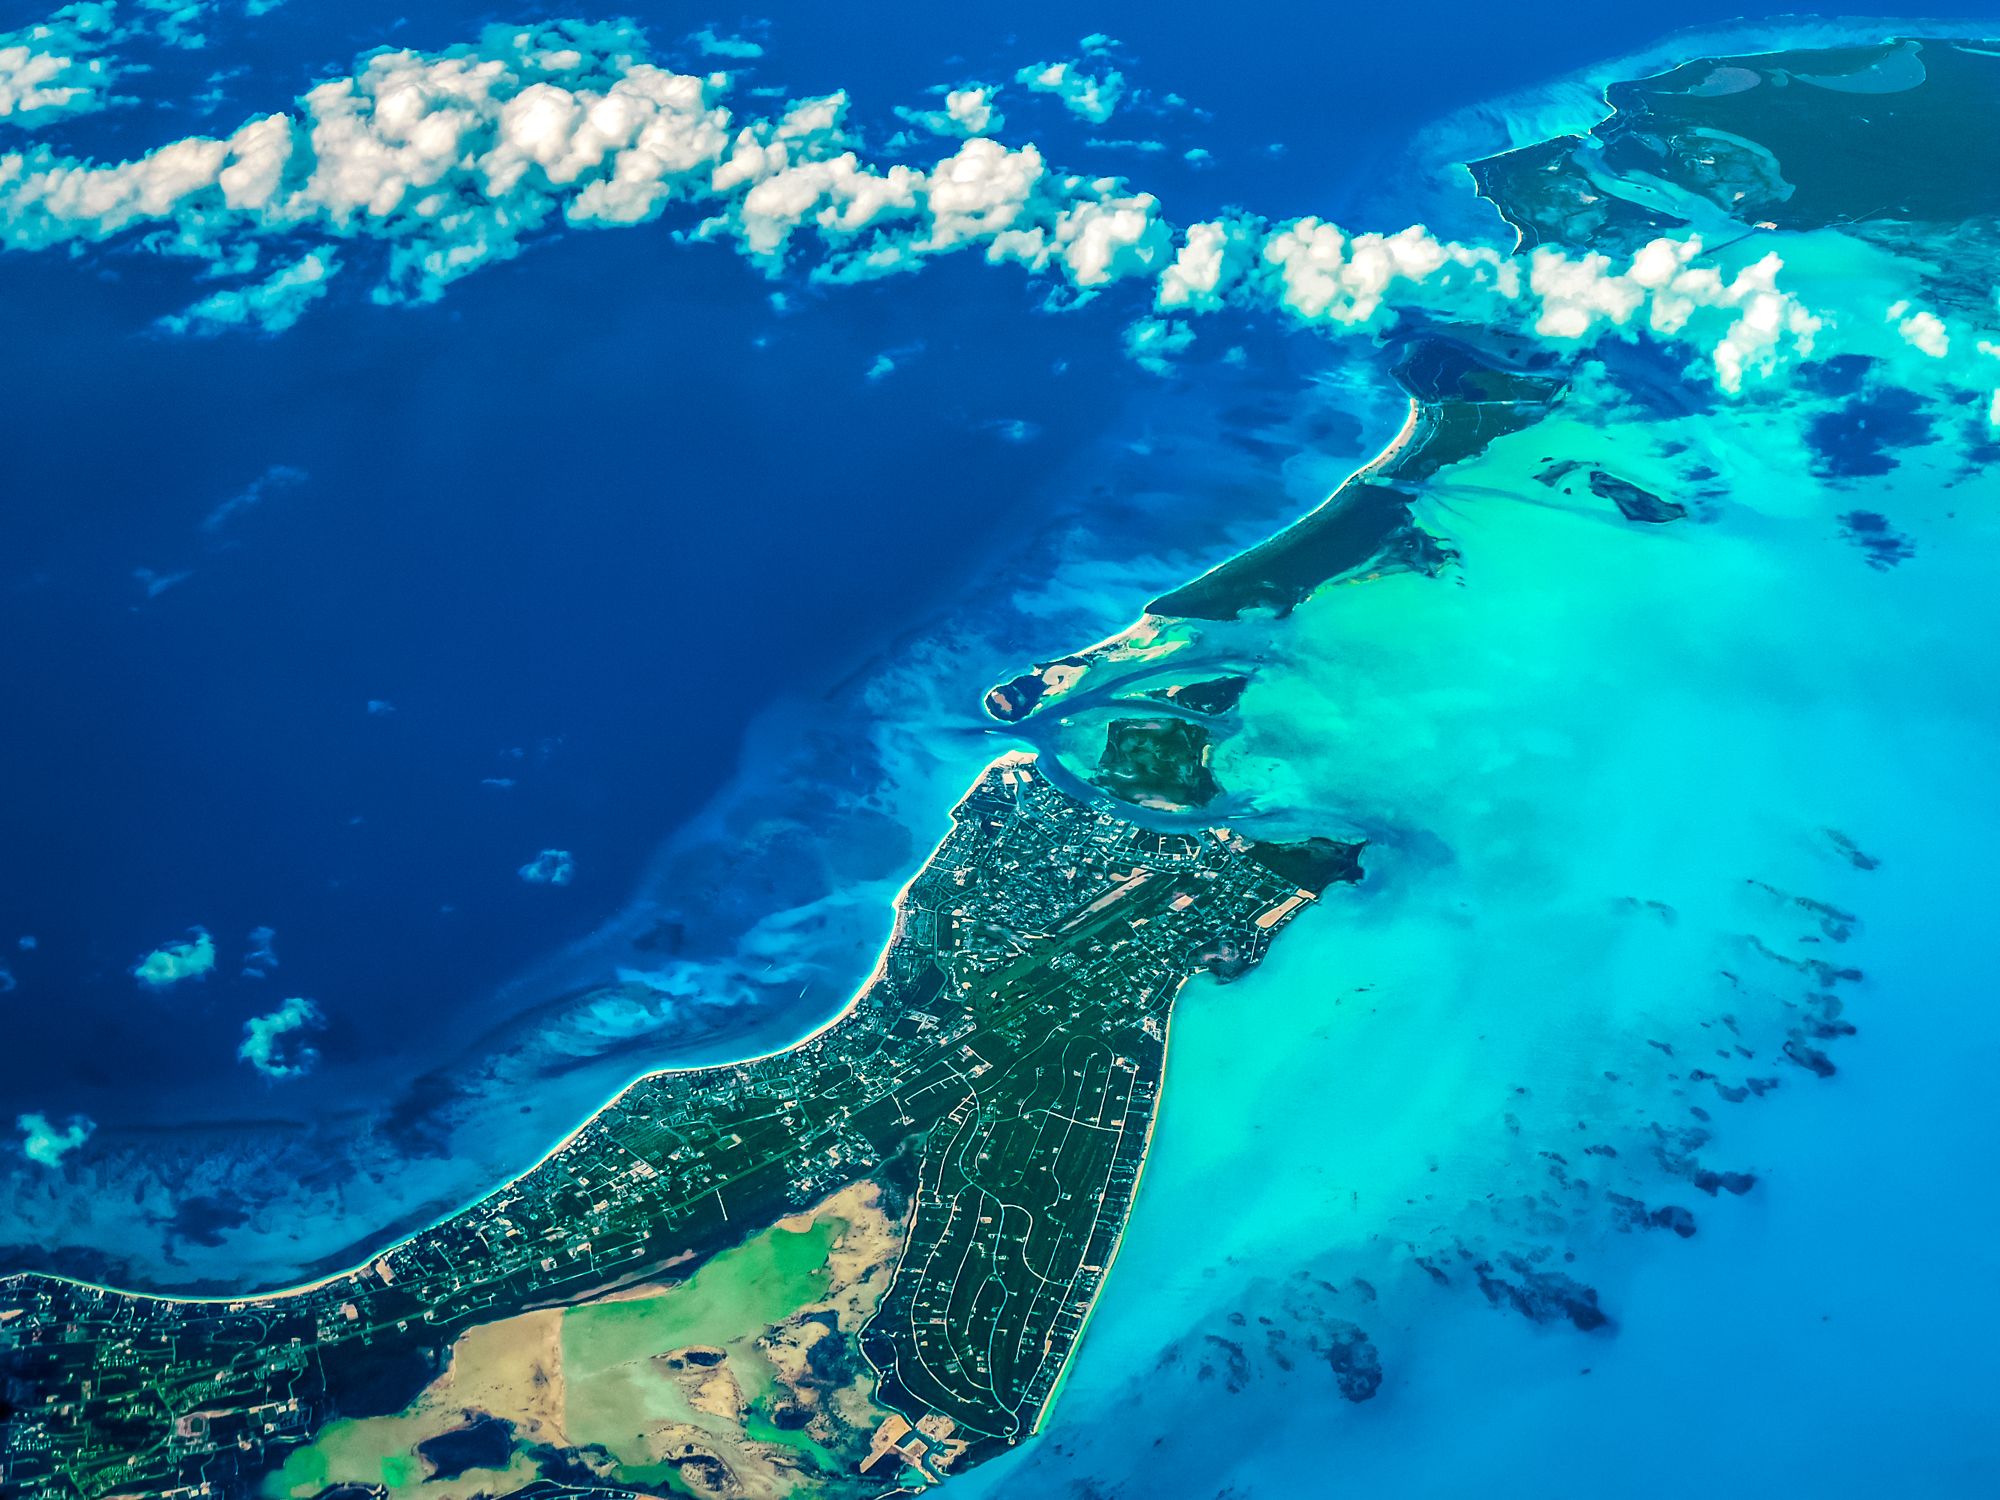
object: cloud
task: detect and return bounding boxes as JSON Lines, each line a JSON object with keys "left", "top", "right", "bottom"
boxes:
{"left": 863, "top": 340, "right": 925, "bottom": 381}
{"left": 133, "top": 927, "right": 215, "bottom": 987}
{"left": 1155, "top": 216, "right": 1258, "bottom": 313}
{"left": 1525, "top": 237, "right": 1821, "bottom": 393}
{"left": 895, "top": 83, "right": 1002, "bottom": 138}
{"left": 240, "top": 924, "right": 278, "bottom": 978}
{"left": 1137, "top": 215, "right": 1822, "bottom": 395}
{"left": 0, "top": 967, "right": 14, "bottom": 994}
{"left": 237, "top": 995, "right": 323, "bottom": 1079}
{"left": 689, "top": 26, "right": 763, "bottom": 61}
{"left": 0, "top": 21, "right": 738, "bottom": 302}
{"left": 133, "top": 565, "right": 192, "bottom": 598}
{"left": 1015, "top": 57, "right": 1125, "bottom": 124}
{"left": 1258, "top": 218, "right": 1516, "bottom": 326}
{"left": 18, "top": 1110, "right": 94, "bottom": 1167}
{"left": 0, "top": 16, "right": 1930, "bottom": 405}
{"left": 1125, "top": 313, "right": 1194, "bottom": 374}
{"left": 519, "top": 848, "right": 576, "bottom": 885}
{"left": 161, "top": 249, "right": 338, "bottom": 334}
{"left": 981, "top": 417, "right": 1040, "bottom": 444}
{"left": 0, "top": 3, "right": 120, "bottom": 127}
{"left": 201, "top": 461, "right": 306, "bottom": 532}
{"left": 1889, "top": 299, "right": 1949, "bottom": 359}
{"left": 135, "top": 0, "right": 214, "bottom": 49}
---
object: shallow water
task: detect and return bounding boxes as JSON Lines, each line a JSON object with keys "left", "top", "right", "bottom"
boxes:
{"left": 961, "top": 248, "right": 2000, "bottom": 1497}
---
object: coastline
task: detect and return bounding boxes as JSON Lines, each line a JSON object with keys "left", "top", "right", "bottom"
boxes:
{"left": 10, "top": 391, "right": 1427, "bottom": 1309}
{"left": 984, "top": 395, "right": 1422, "bottom": 725}
{"left": 1025, "top": 955, "right": 1184, "bottom": 1439}
{"left": 3, "top": 319, "right": 1397, "bottom": 1302}
{"left": 5, "top": 751, "right": 1038, "bottom": 1310}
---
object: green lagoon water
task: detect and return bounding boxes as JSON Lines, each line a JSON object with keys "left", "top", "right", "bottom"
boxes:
{"left": 563, "top": 1218, "right": 839, "bottom": 1479}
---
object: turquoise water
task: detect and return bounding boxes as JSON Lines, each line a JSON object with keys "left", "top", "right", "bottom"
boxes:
{"left": 962, "top": 195, "right": 2000, "bottom": 1500}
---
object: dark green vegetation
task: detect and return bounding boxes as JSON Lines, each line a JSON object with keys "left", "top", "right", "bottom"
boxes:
{"left": 1537, "top": 461, "right": 1686, "bottom": 523}
{"left": 0, "top": 757, "right": 1354, "bottom": 1499}
{"left": 1470, "top": 37, "right": 2000, "bottom": 251}
{"left": 974, "top": 329, "right": 1568, "bottom": 728}
{"left": 980, "top": 330, "right": 1583, "bottom": 741}
{"left": 1091, "top": 717, "right": 1222, "bottom": 811}
{"left": 1144, "top": 333, "right": 1567, "bottom": 624}
{"left": 1139, "top": 675, "right": 1249, "bottom": 717}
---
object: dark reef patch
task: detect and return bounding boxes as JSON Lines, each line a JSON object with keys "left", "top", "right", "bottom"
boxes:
{"left": 1322, "top": 1320, "right": 1384, "bottom": 1402}
{"left": 1474, "top": 1256, "right": 1610, "bottom": 1332}
{"left": 415, "top": 1414, "right": 514, "bottom": 1481}
{"left": 1801, "top": 354, "right": 1878, "bottom": 400}
{"left": 1247, "top": 836, "right": 1366, "bottom": 892}
{"left": 1608, "top": 1192, "right": 1698, "bottom": 1238}
{"left": 1838, "top": 510, "right": 1916, "bottom": 569}
{"left": 1808, "top": 387, "right": 1933, "bottom": 481}
{"left": 1650, "top": 1125, "right": 1757, "bottom": 1197}
{"left": 1156, "top": 1273, "right": 1386, "bottom": 1407}
{"left": 165, "top": 1192, "right": 251, "bottom": 1250}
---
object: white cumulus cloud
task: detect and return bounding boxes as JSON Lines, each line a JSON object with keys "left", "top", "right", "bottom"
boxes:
{"left": 18, "top": 1111, "right": 94, "bottom": 1167}
{"left": 519, "top": 848, "right": 576, "bottom": 885}
{"left": 1889, "top": 299, "right": 1950, "bottom": 359}
{"left": 133, "top": 927, "right": 215, "bottom": 987}
{"left": 237, "top": 995, "right": 324, "bottom": 1079}
{"left": 688, "top": 27, "right": 763, "bottom": 61}
{"left": 161, "top": 249, "right": 337, "bottom": 334}
{"left": 895, "top": 83, "right": 1002, "bottom": 139}
{"left": 0, "top": 2, "right": 120, "bottom": 126}
{"left": 0, "top": 14, "right": 1931, "bottom": 404}
{"left": 1015, "top": 57, "right": 1125, "bottom": 124}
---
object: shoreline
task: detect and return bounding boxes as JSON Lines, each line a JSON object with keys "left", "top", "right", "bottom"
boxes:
{"left": 4, "top": 751, "right": 1037, "bottom": 1310}
{"left": 11, "top": 390, "right": 1424, "bottom": 1312}
{"left": 1026, "top": 955, "right": 1185, "bottom": 1439}
{"left": 10, "top": 373, "right": 1426, "bottom": 1315}
{"left": 984, "top": 395, "right": 1422, "bottom": 725}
